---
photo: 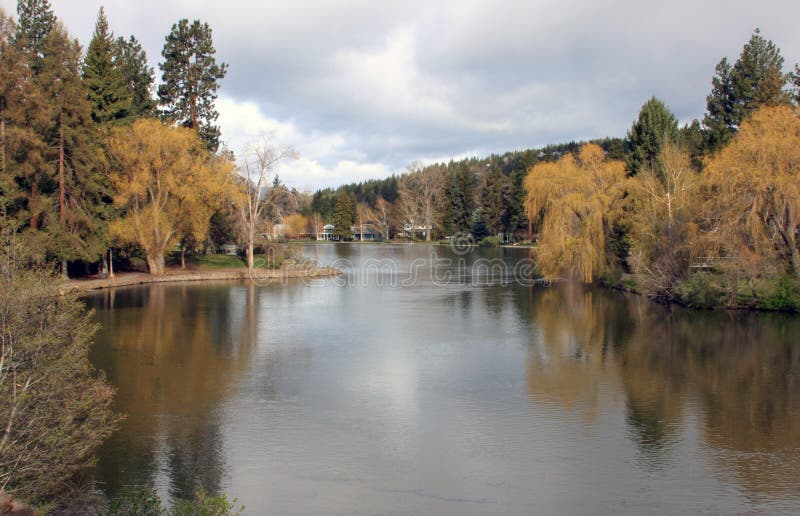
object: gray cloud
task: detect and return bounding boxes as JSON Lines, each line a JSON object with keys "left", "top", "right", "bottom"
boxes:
{"left": 2, "top": 0, "right": 798, "bottom": 189}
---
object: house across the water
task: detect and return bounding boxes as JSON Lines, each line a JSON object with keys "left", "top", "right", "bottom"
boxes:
{"left": 317, "top": 224, "right": 336, "bottom": 241}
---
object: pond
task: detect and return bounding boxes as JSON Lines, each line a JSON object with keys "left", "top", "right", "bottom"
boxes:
{"left": 86, "top": 243, "right": 800, "bottom": 514}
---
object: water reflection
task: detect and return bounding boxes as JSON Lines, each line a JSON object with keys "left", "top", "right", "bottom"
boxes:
{"left": 89, "top": 283, "right": 264, "bottom": 500}
{"left": 521, "top": 282, "right": 800, "bottom": 496}
{"left": 86, "top": 244, "right": 800, "bottom": 513}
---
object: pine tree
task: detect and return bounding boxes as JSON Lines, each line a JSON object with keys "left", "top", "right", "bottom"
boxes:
{"left": 790, "top": 64, "right": 800, "bottom": 105}
{"left": 14, "top": 0, "right": 55, "bottom": 74}
{"left": 83, "top": 7, "right": 130, "bottom": 124}
{"left": 442, "top": 163, "right": 475, "bottom": 234}
{"left": 0, "top": 9, "right": 50, "bottom": 237}
{"left": 115, "top": 35, "right": 155, "bottom": 117}
{"left": 332, "top": 191, "right": 355, "bottom": 240}
{"left": 626, "top": 96, "right": 679, "bottom": 175}
{"left": 158, "top": 19, "right": 227, "bottom": 152}
{"left": 479, "top": 167, "right": 512, "bottom": 235}
{"left": 39, "top": 24, "right": 109, "bottom": 275}
{"left": 703, "top": 29, "right": 789, "bottom": 152}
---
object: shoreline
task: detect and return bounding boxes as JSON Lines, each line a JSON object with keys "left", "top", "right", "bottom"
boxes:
{"left": 59, "top": 266, "right": 341, "bottom": 294}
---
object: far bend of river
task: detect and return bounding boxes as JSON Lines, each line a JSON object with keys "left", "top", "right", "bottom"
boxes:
{"left": 86, "top": 243, "right": 800, "bottom": 515}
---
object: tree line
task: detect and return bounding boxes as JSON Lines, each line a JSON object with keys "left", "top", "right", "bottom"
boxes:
{"left": 302, "top": 29, "right": 800, "bottom": 309}
{"left": 526, "top": 30, "right": 800, "bottom": 309}
{"left": 1, "top": 0, "right": 232, "bottom": 279}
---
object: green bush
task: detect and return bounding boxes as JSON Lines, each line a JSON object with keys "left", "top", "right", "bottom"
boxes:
{"left": 760, "top": 276, "right": 800, "bottom": 312}
{"left": 674, "top": 274, "right": 726, "bottom": 309}
{"left": 478, "top": 236, "right": 501, "bottom": 248}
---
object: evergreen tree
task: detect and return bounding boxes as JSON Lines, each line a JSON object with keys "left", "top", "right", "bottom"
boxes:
{"left": 506, "top": 167, "right": 529, "bottom": 239}
{"left": 332, "top": 191, "right": 355, "bottom": 240}
{"left": 39, "top": 24, "right": 109, "bottom": 274}
{"left": 442, "top": 163, "right": 475, "bottom": 234}
{"left": 703, "top": 29, "right": 789, "bottom": 152}
{"left": 626, "top": 96, "right": 679, "bottom": 175}
{"left": 791, "top": 64, "right": 800, "bottom": 105}
{"left": 83, "top": 7, "right": 130, "bottom": 124}
{"left": 158, "top": 19, "right": 227, "bottom": 152}
{"left": 115, "top": 35, "right": 155, "bottom": 117}
{"left": 679, "top": 119, "right": 705, "bottom": 170}
{"left": 14, "top": 0, "right": 55, "bottom": 74}
{"left": 470, "top": 209, "right": 490, "bottom": 241}
{"left": 479, "top": 167, "right": 512, "bottom": 235}
{"left": 0, "top": 10, "right": 50, "bottom": 238}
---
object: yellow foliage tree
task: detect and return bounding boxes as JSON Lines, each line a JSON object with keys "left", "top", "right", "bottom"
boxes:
{"left": 283, "top": 213, "right": 310, "bottom": 238}
{"left": 626, "top": 140, "right": 701, "bottom": 296}
{"left": 106, "top": 119, "right": 231, "bottom": 275}
{"left": 702, "top": 105, "right": 800, "bottom": 279}
{"left": 524, "top": 144, "right": 626, "bottom": 282}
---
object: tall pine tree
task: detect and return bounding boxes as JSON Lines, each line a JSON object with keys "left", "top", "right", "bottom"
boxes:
{"left": 332, "top": 191, "right": 355, "bottom": 240}
{"left": 14, "top": 0, "right": 55, "bottom": 74}
{"left": 115, "top": 35, "right": 155, "bottom": 117}
{"left": 158, "top": 19, "right": 227, "bottom": 152}
{"left": 39, "top": 24, "right": 109, "bottom": 275}
{"left": 0, "top": 8, "right": 50, "bottom": 236}
{"left": 703, "top": 29, "right": 789, "bottom": 152}
{"left": 442, "top": 163, "right": 476, "bottom": 235}
{"left": 83, "top": 7, "right": 130, "bottom": 124}
{"left": 626, "top": 96, "right": 679, "bottom": 176}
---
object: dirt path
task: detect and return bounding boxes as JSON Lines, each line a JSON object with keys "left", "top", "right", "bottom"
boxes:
{"left": 59, "top": 266, "right": 340, "bottom": 294}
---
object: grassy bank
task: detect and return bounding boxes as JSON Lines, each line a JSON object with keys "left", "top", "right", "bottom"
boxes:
{"left": 610, "top": 272, "right": 800, "bottom": 313}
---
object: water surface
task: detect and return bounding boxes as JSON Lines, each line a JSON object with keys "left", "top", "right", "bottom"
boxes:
{"left": 87, "top": 244, "right": 800, "bottom": 514}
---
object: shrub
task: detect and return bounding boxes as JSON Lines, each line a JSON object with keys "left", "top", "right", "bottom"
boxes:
{"left": 0, "top": 233, "right": 120, "bottom": 507}
{"left": 478, "top": 236, "right": 501, "bottom": 248}
{"left": 674, "top": 274, "right": 726, "bottom": 309}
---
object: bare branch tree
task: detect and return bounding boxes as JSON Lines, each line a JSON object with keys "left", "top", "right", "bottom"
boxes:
{"left": 233, "top": 135, "right": 298, "bottom": 270}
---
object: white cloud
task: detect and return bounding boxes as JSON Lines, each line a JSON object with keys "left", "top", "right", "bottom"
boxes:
{"left": 3, "top": 0, "right": 799, "bottom": 190}
{"left": 217, "top": 96, "right": 394, "bottom": 191}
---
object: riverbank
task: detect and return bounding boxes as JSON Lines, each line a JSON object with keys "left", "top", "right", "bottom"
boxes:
{"left": 59, "top": 264, "right": 341, "bottom": 294}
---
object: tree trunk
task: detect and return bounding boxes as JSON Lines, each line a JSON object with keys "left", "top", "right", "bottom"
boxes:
{"left": 180, "top": 246, "right": 186, "bottom": 269}
{"left": 29, "top": 181, "right": 39, "bottom": 229}
{"left": 58, "top": 120, "right": 66, "bottom": 222}
{"left": 0, "top": 108, "right": 5, "bottom": 176}
{"left": 146, "top": 253, "right": 165, "bottom": 276}
{"left": 246, "top": 234, "right": 255, "bottom": 271}
{"left": 58, "top": 120, "right": 66, "bottom": 280}
{"left": 109, "top": 249, "right": 115, "bottom": 279}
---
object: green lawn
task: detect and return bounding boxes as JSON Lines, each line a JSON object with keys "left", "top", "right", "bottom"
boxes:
{"left": 186, "top": 254, "right": 247, "bottom": 270}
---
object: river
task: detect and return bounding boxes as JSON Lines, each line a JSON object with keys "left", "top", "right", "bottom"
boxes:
{"left": 86, "top": 243, "right": 800, "bottom": 514}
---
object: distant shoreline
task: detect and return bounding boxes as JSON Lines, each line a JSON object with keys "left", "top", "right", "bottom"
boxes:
{"left": 59, "top": 266, "right": 341, "bottom": 294}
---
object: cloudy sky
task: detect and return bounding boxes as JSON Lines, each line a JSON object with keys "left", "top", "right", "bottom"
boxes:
{"left": 2, "top": 0, "right": 799, "bottom": 190}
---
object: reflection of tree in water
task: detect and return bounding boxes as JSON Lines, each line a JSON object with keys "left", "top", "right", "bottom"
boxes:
{"left": 678, "top": 312, "right": 800, "bottom": 499}
{"left": 519, "top": 282, "right": 800, "bottom": 495}
{"left": 622, "top": 306, "right": 800, "bottom": 494}
{"left": 617, "top": 306, "right": 692, "bottom": 467}
{"left": 88, "top": 283, "right": 262, "bottom": 500}
{"left": 522, "top": 284, "right": 635, "bottom": 424}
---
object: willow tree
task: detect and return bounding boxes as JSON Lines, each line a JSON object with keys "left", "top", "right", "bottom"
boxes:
{"left": 524, "top": 144, "right": 626, "bottom": 282}
{"left": 107, "top": 119, "right": 230, "bottom": 275}
{"left": 702, "top": 105, "right": 800, "bottom": 279}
